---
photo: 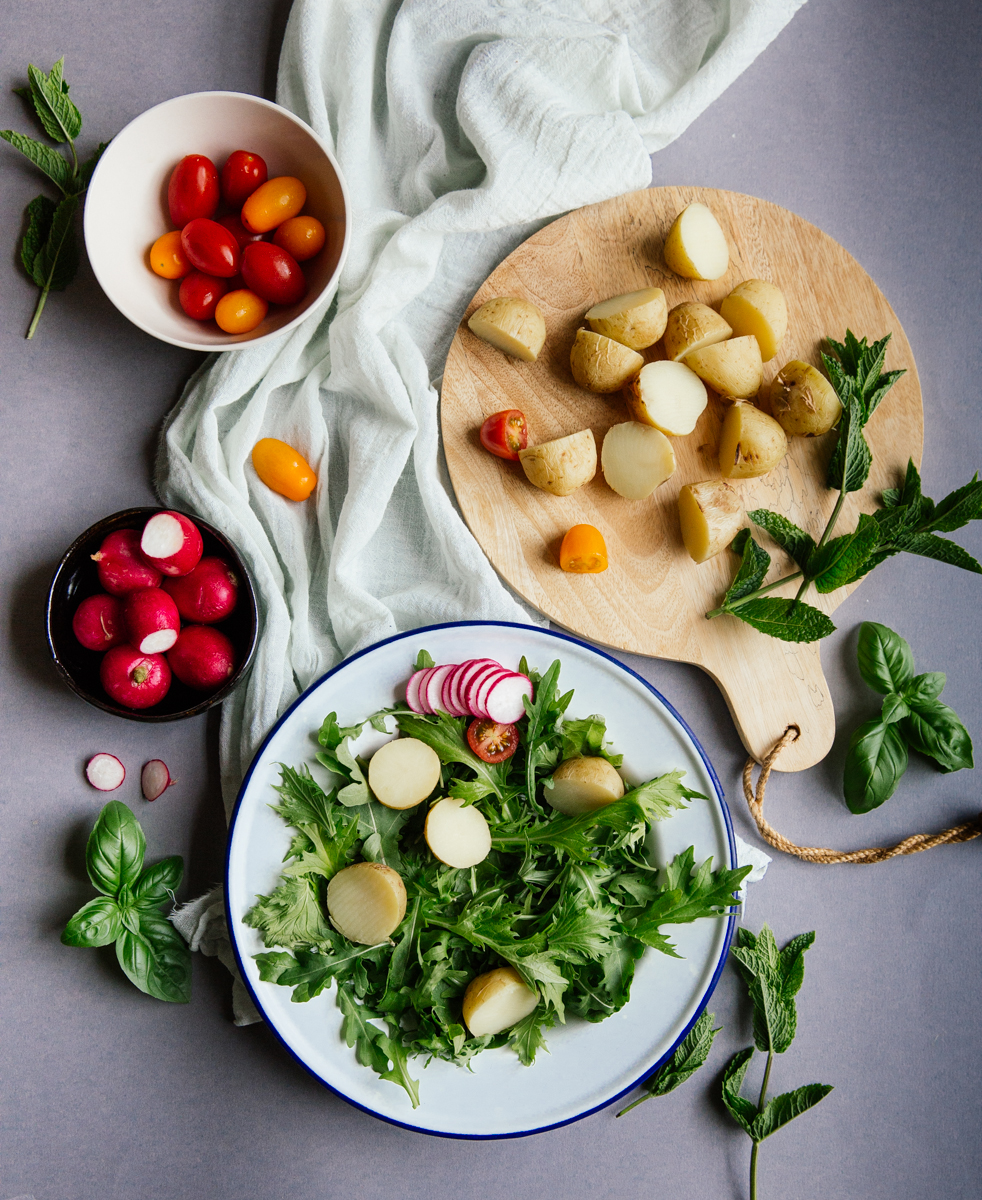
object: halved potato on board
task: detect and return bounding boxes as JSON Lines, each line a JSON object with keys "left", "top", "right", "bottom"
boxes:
{"left": 683, "top": 335, "right": 763, "bottom": 400}
{"left": 719, "top": 402, "right": 788, "bottom": 478}
{"left": 601, "top": 421, "right": 676, "bottom": 500}
{"left": 663, "top": 302, "right": 732, "bottom": 362}
{"left": 719, "top": 279, "right": 788, "bottom": 362}
{"left": 570, "top": 329, "right": 644, "bottom": 393}
{"left": 519, "top": 428, "right": 597, "bottom": 496}
{"left": 624, "top": 360, "right": 708, "bottom": 436}
{"left": 663, "top": 202, "right": 729, "bottom": 280}
{"left": 678, "top": 480, "right": 745, "bottom": 563}
{"left": 467, "top": 297, "right": 546, "bottom": 361}
{"left": 585, "top": 287, "right": 667, "bottom": 351}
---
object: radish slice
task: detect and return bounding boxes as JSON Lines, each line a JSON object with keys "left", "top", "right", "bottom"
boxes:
{"left": 140, "top": 511, "right": 204, "bottom": 577}
{"left": 463, "top": 663, "right": 503, "bottom": 715}
{"left": 141, "top": 759, "right": 175, "bottom": 801}
{"left": 406, "top": 669, "right": 428, "bottom": 713}
{"left": 85, "top": 753, "right": 125, "bottom": 791}
{"left": 441, "top": 664, "right": 470, "bottom": 716}
{"left": 425, "top": 664, "right": 456, "bottom": 713}
{"left": 474, "top": 668, "right": 512, "bottom": 718}
{"left": 484, "top": 673, "right": 534, "bottom": 724}
{"left": 454, "top": 659, "right": 495, "bottom": 712}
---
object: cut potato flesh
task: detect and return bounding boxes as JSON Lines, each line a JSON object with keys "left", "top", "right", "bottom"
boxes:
{"left": 368, "top": 737, "right": 442, "bottom": 810}
{"left": 683, "top": 335, "right": 763, "bottom": 400}
{"left": 719, "top": 402, "right": 788, "bottom": 479}
{"left": 663, "top": 302, "right": 732, "bottom": 362}
{"left": 601, "top": 422, "right": 676, "bottom": 500}
{"left": 570, "top": 329, "right": 644, "bottom": 393}
{"left": 663, "top": 202, "right": 729, "bottom": 281}
{"left": 719, "top": 279, "right": 788, "bottom": 362}
{"left": 546, "top": 756, "right": 625, "bottom": 816}
{"left": 624, "top": 360, "right": 708, "bottom": 436}
{"left": 678, "top": 480, "right": 745, "bottom": 563}
{"left": 767, "top": 360, "right": 841, "bottom": 436}
{"left": 585, "top": 287, "right": 667, "bottom": 351}
{"left": 519, "top": 428, "right": 597, "bottom": 496}
{"left": 327, "top": 862, "right": 407, "bottom": 944}
{"left": 462, "top": 967, "right": 539, "bottom": 1037}
{"left": 425, "top": 797, "right": 492, "bottom": 868}
{"left": 467, "top": 297, "right": 546, "bottom": 362}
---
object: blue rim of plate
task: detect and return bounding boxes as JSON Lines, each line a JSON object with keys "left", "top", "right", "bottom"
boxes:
{"left": 225, "top": 620, "right": 738, "bottom": 1139}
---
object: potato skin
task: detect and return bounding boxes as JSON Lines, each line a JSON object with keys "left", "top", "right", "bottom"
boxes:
{"left": 718, "top": 402, "right": 788, "bottom": 479}
{"left": 766, "top": 360, "right": 841, "bottom": 436}
{"left": 519, "top": 429, "right": 597, "bottom": 496}
{"left": 570, "top": 329, "right": 644, "bottom": 393}
{"left": 546, "top": 755, "right": 625, "bottom": 815}
{"left": 467, "top": 296, "right": 546, "bottom": 361}
{"left": 719, "top": 279, "right": 788, "bottom": 362}
{"left": 683, "top": 335, "right": 763, "bottom": 400}
{"left": 678, "top": 480, "right": 744, "bottom": 563}
{"left": 662, "top": 302, "right": 732, "bottom": 362}
{"left": 586, "top": 287, "right": 668, "bottom": 351}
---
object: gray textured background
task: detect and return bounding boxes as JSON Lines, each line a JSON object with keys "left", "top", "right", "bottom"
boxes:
{"left": 1, "top": 1, "right": 980, "bottom": 1197}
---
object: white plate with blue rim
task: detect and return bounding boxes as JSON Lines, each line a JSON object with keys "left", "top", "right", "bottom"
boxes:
{"left": 225, "top": 621, "right": 738, "bottom": 1138}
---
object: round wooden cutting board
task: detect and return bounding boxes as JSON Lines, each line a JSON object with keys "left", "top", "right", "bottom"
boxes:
{"left": 440, "top": 187, "right": 923, "bottom": 772}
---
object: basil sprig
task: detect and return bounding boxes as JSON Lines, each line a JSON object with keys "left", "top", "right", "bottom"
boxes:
{"left": 2, "top": 58, "right": 108, "bottom": 338}
{"left": 722, "top": 926, "right": 833, "bottom": 1200}
{"left": 843, "top": 622, "right": 974, "bottom": 813}
{"left": 62, "top": 801, "right": 191, "bottom": 1003}
{"left": 707, "top": 332, "right": 982, "bottom": 642}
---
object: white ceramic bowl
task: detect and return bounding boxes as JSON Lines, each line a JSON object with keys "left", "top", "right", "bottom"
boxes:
{"left": 84, "top": 91, "right": 350, "bottom": 351}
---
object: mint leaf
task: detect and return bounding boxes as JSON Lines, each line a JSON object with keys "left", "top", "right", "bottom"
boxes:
{"left": 31, "top": 192, "right": 80, "bottom": 292}
{"left": 809, "top": 513, "right": 880, "bottom": 593}
{"left": 724, "top": 529, "right": 771, "bottom": 604}
{"left": 731, "top": 597, "right": 836, "bottom": 643}
{"left": 747, "top": 509, "right": 816, "bottom": 571}
{"left": 902, "top": 701, "right": 974, "bottom": 773}
{"left": 721, "top": 1047, "right": 758, "bottom": 1136}
{"left": 730, "top": 925, "right": 814, "bottom": 1055}
{"left": 899, "top": 533, "right": 982, "bottom": 574}
{"left": 856, "top": 622, "right": 914, "bottom": 694}
{"left": 924, "top": 475, "right": 982, "bottom": 533}
{"left": 20, "top": 195, "right": 56, "bottom": 282}
{"left": 618, "top": 1010, "right": 720, "bottom": 1114}
{"left": 0, "top": 130, "right": 73, "bottom": 192}
{"left": 27, "top": 60, "right": 82, "bottom": 143}
{"left": 843, "top": 718, "right": 908, "bottom": 813}
{"left": 751, "top": 1083, "right": 833, "bottom": 1141}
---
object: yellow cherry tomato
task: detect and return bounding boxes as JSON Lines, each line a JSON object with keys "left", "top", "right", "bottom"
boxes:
{"left": 240, "top": 176, "right": 307, "bottom": 233}
{"left": 273, "top": 215, "right": 326, "bottom": 262}
{"left": 252, "top": 437, "right": 317, "bottom": 501}
{"left": 559, "top": 524, "right": 608, "bottom": 573}
{"left": 149, "top": 230, "right": 191, "bottom": 279}
{"left": 215, "top": 288, "right": 269, "bottom": 334}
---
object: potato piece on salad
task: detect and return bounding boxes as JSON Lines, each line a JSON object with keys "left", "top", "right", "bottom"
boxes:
{"left": 467, "top": 297, "right": 546, "bottom": 362}
{"left": 368, "top": 737, "right": 441, "bottom": 809}
{"left": 327, "top": 862, "right": 407, "bottom": 944}
{"left": 462, "top": 967, "right": 539, "bottom": 1037}
{"left": 546, "top": 756, "right": 625, "bottom": 816}
{"left": 425, "top": 797, "right": 492, "bottom": 868}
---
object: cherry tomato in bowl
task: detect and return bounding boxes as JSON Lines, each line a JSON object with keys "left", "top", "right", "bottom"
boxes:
{"left": 273, "top": 216, "right": 326, "bottom": 262}
{"left": 217, "top": 214, "right": 266, "bottom": 251}
{"left": 179, "top": 272, "right": 228, "bottom": 321}
{"left": 241, "top": 176, "right": 307, "bottom": 233}
{"left": 167, "top": 154, "right": 219, "bottom": 227}
{"left": 241, "top": 242, "right": 307, "bottom": 305}
{"left": 220, "top": 150, "right": 268, "bottom": 208}
{"left": 215, "top": 289, "right": 269, "bottom": 334}
{"left": 480, "top": 409, "right": 528, "bottom": 461}
{"left": 466, "top": 719, "right": 519, "bottom": 763}
{"left": 149, "top": 231, "right": 191, "bottom": 280}
{"left": 181, "top": 219, "right": 240, "bottom": 278}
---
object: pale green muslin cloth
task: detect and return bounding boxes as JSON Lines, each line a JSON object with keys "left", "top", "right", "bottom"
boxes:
{"left": 163, "top": 0, "right": 799, "bottom": 1020}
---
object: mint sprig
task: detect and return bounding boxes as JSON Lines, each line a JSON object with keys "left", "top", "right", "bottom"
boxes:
{"left": 616, "top": 1009, "right": 720, "bottom": 1116}
{"left": 2, "top": 58, "right": 108, "bottom": 338}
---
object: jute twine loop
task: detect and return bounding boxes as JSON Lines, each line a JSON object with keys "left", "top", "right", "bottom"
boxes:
{"left": 743, "top": 725, "right": 982, "bottom": 864}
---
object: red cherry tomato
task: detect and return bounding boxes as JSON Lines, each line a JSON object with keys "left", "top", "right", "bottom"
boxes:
{"left": 220, "top": 150, "right": 268, "bottom": 208}
{"left": 181, "top": 218, "right": 240, "bottom": 278}
{"left": 479, "top": 410, "right": 528, "bottom": 460}
{"left": 217, "top": 213, "right": 266, "bottom": 250}
{"left": 167, "top": 155, "right": 219, "bottom": 227}
{"left": 179, "top": 272, "right": 228, "bottom": 321}
{"left": 240, "top": 242, "right": 307, "bottom": 305}
{"left": 466, "top": 719, "right": 519, "bottom": 763}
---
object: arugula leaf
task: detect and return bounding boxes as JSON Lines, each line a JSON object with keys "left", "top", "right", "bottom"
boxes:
{"left": 337, "top": 986, "right": 420, "bottom": 1107}
{"left": 396, "top": 710, "right": 510, "bottom": 801}
{"left": 520, "top": 659, "right": 572, "bottom": 801}
{"left": 617, "top": 1010, "right": 719, "bottom": 1115}
{"left": 506, "top": 1008, "right": 553, "bottom": 1066}
{"left": 560, "top": 715, "right": 623, "bottom": 767}
{"left": 61, "top": 895, "right": 122, "bottom": 947}
{"left": 86, "top": 800, "right": 145, "bottom": 895}
{"left": 243, "top": 874, "right": 333, "bottom": 949}
{"left": 115, "top": 909, "right": 192, "bottom": 1003}
{"left": 730, "top": 925, "right": 814, "bottom": 1055}
{"left": 256, "top": 939, "right": 387, "bottom": 1002}
{"left": 414, "top": 648, "right": 435, "bottom": 671}
{"left": 748, "top": 510, "right": 816, "bottom": 571}
{"left": 349, "top": 799, "right": 412, "bottom": 868}
{"left": 724, "top": 530, "right": 771, "bottom": 604}
{"left": 622, "top": 768, "right": 701, "bottom": 824}
{"left": 630, "top": 849, "right": 751, "bottom": 957}
{"left": 902, "top": 702, "right": 974, "bottom": 773}
{"left": 730, "top": 597, "right": 836, "bottom": 643}
{"left": 856, "top": 622, "right": 914, "bottom": 694}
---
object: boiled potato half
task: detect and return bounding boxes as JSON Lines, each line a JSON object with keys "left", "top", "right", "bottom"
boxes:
{"left": 327, "top": 862, "right": 407, "bottom": 945}
{"left": 425, "top": 797, "right": 492, "bottom": 868}
{"left": 767, "top": 360, "right": 841, "bottom": 436}
{"left": 678, "top": 480, "right": 745, "bottom": 563}
{"left": 545, "top": 756, "right": 625, "bottom": 816}
{"left": 683, "top": 335, "right": 763, "bottom": 400}
{"left": 368, "top": 737, "right": 441, "bottom": 810}
{"left": 570, "top": 329, "right": 644, "bottom": 393}
{"left": 519, "top": 428, "right": 597, "bottom": 496}
{"left": 719, "top": 402, "right": 788, "bottom": 479}
{"left": 467, "top": 296, "right": 546, "bottom": 361}
{"left": 719, "top": 279, "right": 788, "bottom": 362}
{"left": 585, "top": 287, "right": 667, "bottom": 351}
{"left": 663, "top": 202, "right": 729, "bottom": 280}
{"left": 601, "top": 421, "right": 676, "bottom": 500}
{"left": 624, "top": 360, "right": 708, "bottom": 437}
{"left": 462, "top": 967, "right": 539, "bottom": 1037}
{"left": 663, "top": 302, "right": 732, "bottom": 362}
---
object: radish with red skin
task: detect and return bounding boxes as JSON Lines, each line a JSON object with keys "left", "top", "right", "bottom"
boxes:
{"left": 162, "top": 556, "right": 238, "bottom": 623}
{"left": 167, "top": 625, "right": 236, "bottom": 691}
{"left": 462, "top": 663, "right": 502, "bottom": 713}
{"left": 454, "top": 659, "right": 496, "bottom": 713}
{"left": 484, "top": 673, "right": 534, "bottom": 724}
{"left": 411, "top": 667, "right": 436, "bottom": 712}
{"left": 90, "top": 529, "right": 162, "bottom": 595}
{"left": 440, "top": 665, "right": 470, "bottom": 717}
{"left": 474, "top": 668, "right": 513, "bottom": 717}
{"left": 425, "top": 664, "right": 456, "bottom": 713}
{"left": 405, "top": 669, "right": 428, "bottom": 713}
{"left": 123, "top": 588, "right": 181, "bottom": 654}
{"left": 141, "top": 760, "right": 175, "bottom": 801}
{"left": 72, "top": 593, "right": 126, "bottom": 651}
{"left": 85, "top": 753, "right": 126, "bottom": 791}
{"left": 100, "top": 646, "right": 172, "bottom": 709}
{"left": 140, "top": 512, "right": 204, "bottom": 577}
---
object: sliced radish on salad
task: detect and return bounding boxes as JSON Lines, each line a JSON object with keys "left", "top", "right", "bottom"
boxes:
{"left": 473, "top": 668, "right": 512, "bottom": 717}
{"left": 405, "top": 669, "right": 429, "bottom": 713}
{"left": 405, "top": 656, "right": 534, "bottom": 719}
{"left": 484, "top": 673, "right": 533, "bottom": 724}
{"left": 424, "top": 663, "right": 457, "bottom": 713}
{"left": 85, "top": 753, "right": 126, "bottom": 791}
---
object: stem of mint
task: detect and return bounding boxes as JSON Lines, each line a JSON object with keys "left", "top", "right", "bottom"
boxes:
{"left": 749, "top": 1049, "right": 773, "bottom": 1200}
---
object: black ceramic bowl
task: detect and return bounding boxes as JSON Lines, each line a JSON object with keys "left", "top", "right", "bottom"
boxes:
{"left": 46, "top": 507, "right": 259, "bottom": 721}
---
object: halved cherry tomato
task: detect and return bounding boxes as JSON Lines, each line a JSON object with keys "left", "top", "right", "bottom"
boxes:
{"left": 167, "top": 155, "right": 219, "bottom": 227}
{"left": 181, "top": 218, "right": 240, "bottom": 278}
{"left": 241, "top": 242, "right": 307, "bottom": 305}
{"left": 217, "top": 213, "right": 266, "bottom": 250}
{"left": 149, "top": 231, "right": 191, "bottom": 280}
{"left": 559, "top": 524, "right": 608, "bottom": 573}
{"left": 480, "top": 409, "right": 528, "bottom": 461}
{"left": 220, "top": 150, "right": 268, "bottom": 208}
{"left": 466, "top": 719, "right": 519, "bottom": 763}
{"left": 273, "top": 215, "right": 325, "bottom": 262}
{"left": 251, "top": 438, "right": 317, "bottom": 500}
{"left": 215, "top": 289, "right": 269, "bottom": 334}
{"left": 241, "top": 176, "right": 307, "bottom": 234}
{"left": 179, "top": 272, "right": 228, "bottom": 321}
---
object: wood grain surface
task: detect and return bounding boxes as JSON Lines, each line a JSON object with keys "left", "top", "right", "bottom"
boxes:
{"left": 441, "top": 187, "right": 923, "bottom": 771}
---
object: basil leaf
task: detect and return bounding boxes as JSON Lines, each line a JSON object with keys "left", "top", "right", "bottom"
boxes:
{"left": 0, "top": 130, "right": 73, "bottom": 192}
{"left": 902, "top": 702, "right": 974, "bottom": 773}
{"left": 61, "top": 895, "right": 121, "bottom": 947}
{"left": 750, "top": 1083, "right": 833, "bottom": 1142}
{"left": 843, "top": 718, "right": 908, "bottom": 813}
{"left": 721, "top": 1047, "right": 758, "bottom": 1137}
{"left": 856, "top": 621, "right": 914, "bottom": 694}
{"left": 132, "top": 855, "right": 184, "bottom": 906}
{"left": 747, "top": 510, "right": 816, "bottom": 571}
{"left": 86, "top": 801, "right": 145, "bottom": 895}
{"left": 809, "top": 514, "right": 880, "bottom": 593}
{"left": 115, "top": 911, "right": 191, "bottom": 1003}
{"left": 731, "top": 597, "right": 836, "bottom": 643}
{"left": 724, "top": 529, "right": 771, "bottom": 604}
{"left": 902, "top": 672, "right": 945, "bottom": 707}
{"left": 880, "top": 693, "right": 909, "bottom": 724}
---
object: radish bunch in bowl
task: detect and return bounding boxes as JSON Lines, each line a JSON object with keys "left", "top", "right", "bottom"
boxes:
{"left": 406, "top": 658, "right": 533, "bottom": 725}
